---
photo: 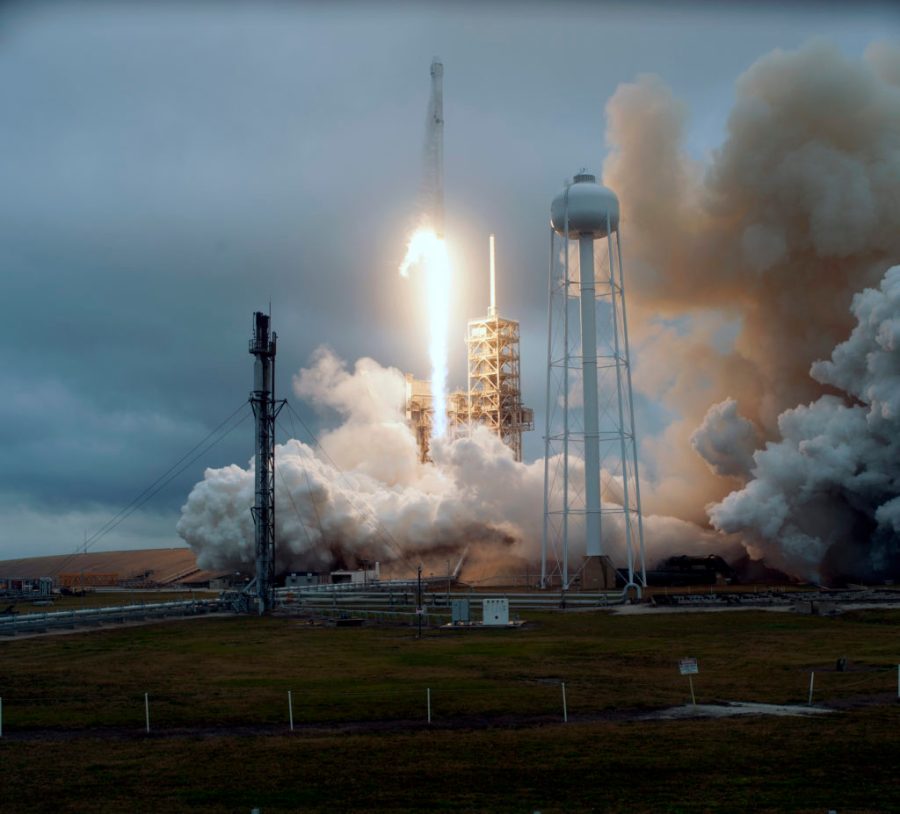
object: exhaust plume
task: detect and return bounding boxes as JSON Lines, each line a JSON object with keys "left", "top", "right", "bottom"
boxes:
{"left": 179, "top": 41, "right": 900, "bottom": 584}
{"left": 709, "top": 267, "right": 900, "bottom": 583}
{"left": 603, "top": 40, "right": 900, "bottom": 579}
{"left": 178, "top": 348, "right": 728, "bottom": 579}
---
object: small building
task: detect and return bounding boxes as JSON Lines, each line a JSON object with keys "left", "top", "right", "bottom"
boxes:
{"left": 0, "top": 576, "right": 53, "bottom": 598}
{"left": 284, "top": 572, "right": 322, "bottom": 589}
{"left": 328, "top": 564, "right": 380, "bottom": 586}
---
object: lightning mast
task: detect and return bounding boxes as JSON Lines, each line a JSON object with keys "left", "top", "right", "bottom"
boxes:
{"left": 247, "top": 312, "right": 284, "bottom": 615}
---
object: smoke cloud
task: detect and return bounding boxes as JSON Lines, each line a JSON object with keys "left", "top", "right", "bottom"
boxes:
{"left": 177, "top": 348, "right": 542, "bottom": 578}
{"left": 179, "top": 40, "right": 900, "bottom": 584}
{"left": 178, "top": 348, "right": 731, "bottom": 579}
{"left": 603, "top": 40, "right": 900, "bottom": 580}
{"left": 708, "top": 267, "right": 900, "bottom": 582}
{"left": 691, "top": 399, "right": 761, "bottom": 480}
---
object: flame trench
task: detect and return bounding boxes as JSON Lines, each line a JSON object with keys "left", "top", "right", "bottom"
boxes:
{"left": 400, "top": 229, "right": 452, "bottom": 440}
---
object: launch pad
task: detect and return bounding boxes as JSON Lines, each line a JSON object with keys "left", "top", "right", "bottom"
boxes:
{"left": 405, "top": 235, "right": 534, "bottom": 462}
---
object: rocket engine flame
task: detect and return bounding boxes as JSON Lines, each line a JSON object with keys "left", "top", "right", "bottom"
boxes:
{"left": 399, "top": 228, "right": 452, "bottom": 440}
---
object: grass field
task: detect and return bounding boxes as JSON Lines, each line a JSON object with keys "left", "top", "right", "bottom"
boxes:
{"left": 2, "top": 609, "right": 898, "bottom": 812}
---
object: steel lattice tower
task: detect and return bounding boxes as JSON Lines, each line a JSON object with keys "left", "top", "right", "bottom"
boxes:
{"left": 466, "top": 235, "right": 533, "bottom": 462}
{"left": 541, "top": 173, "right": 646, "bottom": 592}
{"left": 248, "top": 312, "right": 283, "bottom": 615}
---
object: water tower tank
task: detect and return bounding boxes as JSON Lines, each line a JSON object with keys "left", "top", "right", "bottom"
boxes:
{"left": 550, "top": 172, "right": 619, "bottom": 238}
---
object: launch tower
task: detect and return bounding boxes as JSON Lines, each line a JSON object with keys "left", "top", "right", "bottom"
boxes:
{"left": 466, "top": 235, "right": 533, "bottom": 461}
{"left": 405, "top": 236, "right": 533, "bottom": 462}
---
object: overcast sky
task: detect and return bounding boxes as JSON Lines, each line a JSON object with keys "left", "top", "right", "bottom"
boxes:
{"left": 1, "top": 0, "right": 896, "bottom": 559}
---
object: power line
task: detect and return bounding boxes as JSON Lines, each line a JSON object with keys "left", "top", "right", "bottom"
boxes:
{"left": 48, "top": 403, "right": 252, "bottom": 577}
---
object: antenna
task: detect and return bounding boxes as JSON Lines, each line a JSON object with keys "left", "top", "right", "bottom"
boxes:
{"left": 489, "top": 233, "right": 497, "bottom": 317}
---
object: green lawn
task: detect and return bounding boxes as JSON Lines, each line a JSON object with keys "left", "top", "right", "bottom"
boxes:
{"left": 1, "top": 609, "right": 898, "bottom": 811}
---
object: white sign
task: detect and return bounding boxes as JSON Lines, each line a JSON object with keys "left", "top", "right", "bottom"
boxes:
{"left": 679, "top": 658, "right": 699, "bottom": 676}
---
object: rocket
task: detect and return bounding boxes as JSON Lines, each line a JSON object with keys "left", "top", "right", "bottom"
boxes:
{"left": 428, "top": 58, "right": 444, "bottom": 237}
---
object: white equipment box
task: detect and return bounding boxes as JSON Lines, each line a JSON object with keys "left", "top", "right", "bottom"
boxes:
{"left": 482, "top": 597, "right": 509, "bottom": 626}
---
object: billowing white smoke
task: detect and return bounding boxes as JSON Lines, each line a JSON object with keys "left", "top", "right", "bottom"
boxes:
{"left": 707, "top": 267, "right": 900, "bottom": 582}
{"left": 177, "top": 348, "right": 542, "bottom": 576}
{"left": 178, "top": 348, "right": 729, "bottom": 577}
{"left": 179, "top": 41, "right": 900, "bottom": 582}
{"left": 602, "top": 40, "right": 900, "bottom": 579}
{"left": 691, "top": 399, "right": 761, "bottom": 480}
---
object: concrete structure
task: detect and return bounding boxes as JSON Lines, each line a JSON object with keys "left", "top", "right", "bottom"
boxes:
{"left": 328, "top": 564, "right": 380, "bottom": 586}
{"left": 542, "top": 172, "right": 646, "bottom": 591}
{"left": 284, "top": 572, "right": 321, "bottom": 589}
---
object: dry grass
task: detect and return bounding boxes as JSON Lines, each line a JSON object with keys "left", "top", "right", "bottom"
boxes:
{"left": 1, "top": 609, "right": 898, "bottom": 811}
{"left": 1, "top": 610, "right": 898, "bottom": 728}
{"left": 2, "top": 710, "right": 898, "bottom": 813}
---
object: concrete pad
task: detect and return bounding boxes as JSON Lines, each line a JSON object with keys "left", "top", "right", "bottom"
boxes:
{"left": 639, "top": 701, "right": 832, "bottom": 720}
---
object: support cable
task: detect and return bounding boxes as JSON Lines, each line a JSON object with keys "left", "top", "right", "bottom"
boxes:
{"left": 48, "top": 403, "right": 252, "bottom": 577}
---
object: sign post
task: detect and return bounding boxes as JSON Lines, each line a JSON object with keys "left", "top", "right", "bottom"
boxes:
{"left": 679, "top": 658, "right": 699, "bottom": 705}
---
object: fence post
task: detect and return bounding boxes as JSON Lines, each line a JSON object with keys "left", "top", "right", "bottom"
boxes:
{"left": 145, "top": 692, "right": 150, "bottom": 733}
{"left": 808, "top": 672, "right": 815, "bottom": 706}
{"left": 427, "top": 688, "right": 432, "bottom": 724}
{"left": 0, "top": 696, "right": 3, "bottom": 738}
{"left": 561, "top": 682, "right": 568, "bottom": 723}
{"left": 288, "top": 690, "right": 294, "bottom": 732}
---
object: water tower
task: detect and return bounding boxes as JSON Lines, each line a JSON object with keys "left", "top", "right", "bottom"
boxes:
{"left": 541, "top": 172, "right": 646, "bottom": 591}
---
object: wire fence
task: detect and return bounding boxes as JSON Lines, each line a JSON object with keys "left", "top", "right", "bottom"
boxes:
{"left": 1, "top": 664, "right": 897, "bottom": 737}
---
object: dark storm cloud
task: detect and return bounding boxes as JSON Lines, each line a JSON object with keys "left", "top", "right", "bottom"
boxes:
{"left": 0, "top": 1, "right": 895, "bottom": 556}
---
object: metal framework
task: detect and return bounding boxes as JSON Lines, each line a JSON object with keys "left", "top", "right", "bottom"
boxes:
{"left": 247, "top": 311, "right": 284, "bottom": 615}
{"left": 466, "top": 314, "right": 533, "bottom": 462}
{"left": 404, "top": 374, "right": 434, "bottom": 463}
{"left": 405, "top": 235, "right": 533, "bottom": 463}
{"left": 404, "top": 375, "right": 469, "bottom": 462}
{"left": 541, "top": 176, "right": 646, "bottom": 591}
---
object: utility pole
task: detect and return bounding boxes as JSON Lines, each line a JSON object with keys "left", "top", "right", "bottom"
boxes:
{"left": 417, "top": 564, "right": 423, "bottom": 639}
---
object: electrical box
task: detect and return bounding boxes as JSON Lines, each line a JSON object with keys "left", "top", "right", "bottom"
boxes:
{"left": 451, "top": 598, "right": 470, "bottom": 624}
{"left": 482, "top": 597, "right": 509, "bottom": 626}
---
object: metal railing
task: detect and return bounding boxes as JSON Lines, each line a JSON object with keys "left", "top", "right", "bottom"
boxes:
{"left": 0, "top": 599, "right": 224, "bottom": 636}
{"left": 277, "top": 588, "right": 629, "bottom": 610}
